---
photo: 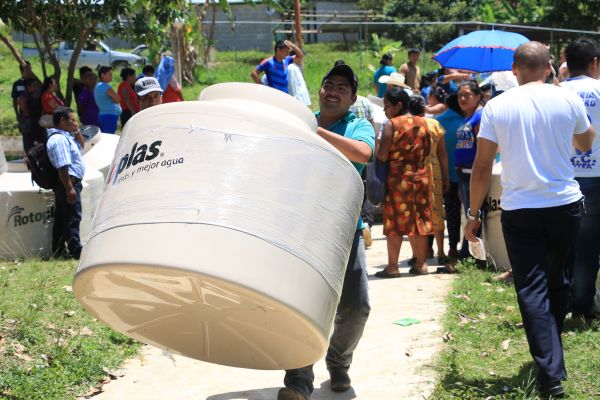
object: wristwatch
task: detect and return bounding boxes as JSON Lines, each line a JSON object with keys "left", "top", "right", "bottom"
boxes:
{"left": 467, "top": 208, "right": 481, "bottom": 221}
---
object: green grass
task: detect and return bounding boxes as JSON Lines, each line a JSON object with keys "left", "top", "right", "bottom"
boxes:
{"left": 430, "top": 261, "right": 600, "bottom": 400}
{"left": 1, "top": 40, "right": 442, "bottom": 136}
{"left": 0, "top": 259, "right": 140, "bottom": 400}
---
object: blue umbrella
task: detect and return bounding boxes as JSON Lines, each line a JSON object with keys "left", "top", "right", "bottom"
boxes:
{"left": 433, "top": 30, "right": 530, "bottom": 72}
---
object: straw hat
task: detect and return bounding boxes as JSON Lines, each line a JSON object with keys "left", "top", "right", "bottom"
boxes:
{"left": 378, "top": 72, "right": 411, "bottom": 89}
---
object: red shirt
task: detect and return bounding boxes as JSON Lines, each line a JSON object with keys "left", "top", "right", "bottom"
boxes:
{"left": 41, "top": 91, "right": 64, "bottom": 114}
{"left": 118, "top": 81, "right": 140, "bottom": 113}
{"left": 162, "top": 84, "right": 183, "bottom": 103}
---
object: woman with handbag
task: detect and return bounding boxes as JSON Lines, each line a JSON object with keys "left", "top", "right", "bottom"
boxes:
{"left": 39, "top": 77, "right": 64, "bottom": 128}
{"left": 375, "top": 87, "right": 432, "bottom": 278}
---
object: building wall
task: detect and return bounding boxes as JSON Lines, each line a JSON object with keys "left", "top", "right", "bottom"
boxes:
{"left": 313, "top": 1, "right": 359, "bottom": 43}
{"left": 208, "top": 4, "right": 276, "bottom": 52}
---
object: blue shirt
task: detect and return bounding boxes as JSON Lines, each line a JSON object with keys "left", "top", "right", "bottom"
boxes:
{"left": 437, "top": 75, "right": 458, "bottom": 94}
{"left": 256, "top": 56, "right": 294, "bottom": 93}
{"left": 316, "top": 111, "right": 375, "bottom": 229}
{"left": 373, "top": 65, "right": 396, "bottom": 97}
{"left": 454, "top": 109, "right": 483, "bottom": 168}
{"left": 46, "top": 128, "right": 85, "bottom": 180}
{"left": 421, "top": 86, "right": 432, "bottom": 101}
{"left": 94, "top": 82, "right": 122, "bottom": 116}
{"left": 436, "top": 108, "right": 464, "bottom": 182}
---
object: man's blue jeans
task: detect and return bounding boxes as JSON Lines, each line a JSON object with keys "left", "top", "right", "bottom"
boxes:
{"left": 570, "top": 177, "right": 600, "bottom": 317}
{"left": 501, "top": 200, "right": 581, "bottom": 382}
{"left": 53, "top": 181, "right": 83, "bottom": 259}
{"left": 283, "top": 230, "right": 370, "bottom": 397}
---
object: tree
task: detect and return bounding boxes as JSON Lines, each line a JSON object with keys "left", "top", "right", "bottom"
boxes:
{"left": 365, "top": 0, "right": 481, "bottom": 51}
{"left": 1, "top": 0, "right": 128, "bottom": 106}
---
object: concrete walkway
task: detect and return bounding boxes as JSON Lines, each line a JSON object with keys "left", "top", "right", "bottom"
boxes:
{"left": 93, "top": 224, "right": 454, "bottom": 400}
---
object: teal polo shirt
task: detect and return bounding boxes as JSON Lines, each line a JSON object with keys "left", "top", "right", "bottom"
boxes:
{"left": 316, "top": 111, "right": 376, "bottom": 229}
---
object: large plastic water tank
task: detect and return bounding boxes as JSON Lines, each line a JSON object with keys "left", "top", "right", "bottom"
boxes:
{"left": 0, "top": 144, "right": 54, "bottom": 259}
{"left": 73, "top": 83, "right": 365, "bottom": 370}
{"left": 82, "top": 127, "right": 120, "bottom": 180}
{"left": 482, "top": 163, "right": 511, "bottom": 270}
{"left": 1, "top": 131, "right": 129, "bottom": 260}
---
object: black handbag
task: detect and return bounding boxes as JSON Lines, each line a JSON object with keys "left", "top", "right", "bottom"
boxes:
{"left": 365, "top": 158, "right": 388, "bottom": 205}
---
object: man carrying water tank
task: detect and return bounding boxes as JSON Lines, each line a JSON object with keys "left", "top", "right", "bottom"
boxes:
{"left": 47, "top": 107, "right": 85, "bottom": 259}
{"left": 465, "top": 41, "right": 595, "bottom": 399}
{"left": 277, "top": 64, "right": 375, "bottom": 400}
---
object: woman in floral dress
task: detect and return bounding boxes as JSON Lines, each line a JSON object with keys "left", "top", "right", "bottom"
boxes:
{"left": 375, "top": 87, "right": 432, "bottom": 277}
{"left": 410, "top": 95, "right": 450, "bottom": 264}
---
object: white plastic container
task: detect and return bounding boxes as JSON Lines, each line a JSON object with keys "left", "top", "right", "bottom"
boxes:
{"left": 0, "top": 134, "right": 114, "bottom": 260}
{"left": 482, "top": 163, "right": 511, "bottom": 270}
{"left": 73, "top": 83, "right": 364, "bottom": 370}
{"left": 82, "top": 129, "right": 120, "bottom": 181}
{"left": 0, "top": 161, "right": 54, "bottom": 260}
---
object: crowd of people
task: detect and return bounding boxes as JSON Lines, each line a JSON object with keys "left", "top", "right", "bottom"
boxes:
{"left": 7, "top": 35, "right": 600, "bottom": 400}
{"left": 248, "top": 37, "right": 599, "bottom": 400}
{"left": 10, "top": 57, "right": 169, "bottom": 261}
{"left": 10, "top": 55, "right": 184, "bottom": 155}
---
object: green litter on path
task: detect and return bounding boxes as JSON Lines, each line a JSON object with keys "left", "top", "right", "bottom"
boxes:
{"left": 394, "top": 318, "right": 421, "bottom": 326}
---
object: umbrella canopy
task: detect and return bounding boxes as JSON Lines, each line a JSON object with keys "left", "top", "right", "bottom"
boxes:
{"left": 433, "top": 30, "right": 530, "bottom": 73}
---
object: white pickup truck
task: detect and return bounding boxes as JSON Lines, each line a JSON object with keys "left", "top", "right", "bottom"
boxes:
{"left": 23, "top": 40, "right": 147, "bottom": 69}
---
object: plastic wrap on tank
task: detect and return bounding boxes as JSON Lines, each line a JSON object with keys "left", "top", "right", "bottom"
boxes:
{"left": 74, "top": 84, "right": 368, "bottom": 369}
{"left": 89, "top": 99, "right": 363, "bottom": 297}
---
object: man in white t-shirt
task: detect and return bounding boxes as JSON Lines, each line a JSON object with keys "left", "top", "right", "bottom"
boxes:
{"left": 562, "top": 38, "right": 600, "bottom": 321}
{"left": 464, "top": 41, "right": 595, "bottom": 400}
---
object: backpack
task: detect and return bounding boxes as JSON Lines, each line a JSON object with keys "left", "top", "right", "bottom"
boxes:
{"left": 24, "top": 132, "right": 59, "bottom": 190}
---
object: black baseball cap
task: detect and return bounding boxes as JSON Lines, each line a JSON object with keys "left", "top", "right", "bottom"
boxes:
{"left": 321, "top": 64, "right": 358, "bottom": 94}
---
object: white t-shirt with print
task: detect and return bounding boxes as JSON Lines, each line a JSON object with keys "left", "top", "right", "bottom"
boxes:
{"left": 561, "top": 75, "right": 600, "bottom": 177}
{"left": 479, "top": 83, "right": 590, "bottom": 210}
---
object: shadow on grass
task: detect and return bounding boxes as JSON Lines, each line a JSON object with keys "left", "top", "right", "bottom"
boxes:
{"left": 436, "top": 359, "right": 540, "bottom": 399}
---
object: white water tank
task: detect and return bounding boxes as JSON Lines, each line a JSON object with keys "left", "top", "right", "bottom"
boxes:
{"left": 482, "top": 163, "right": 511, "bottom": 270}
{"left": 73, "top": 83, "right": 364, "bottom": 370}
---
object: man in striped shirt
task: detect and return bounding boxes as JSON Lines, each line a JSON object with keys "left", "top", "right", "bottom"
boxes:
{"left": 47, "top": 107, "right": 86, "bottom": 259}
{"left": 251, "top": 40, "right": 304, "bottom": 94}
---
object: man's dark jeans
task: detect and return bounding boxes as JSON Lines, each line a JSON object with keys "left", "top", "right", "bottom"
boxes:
{"left": 283, "top": 230, "right": 370, "bottom": 397}
{"left": 53, "top": 181, "right": 83, "bottom": 259}
{"left": 501, "top": 200, "right": 581, "bottom": 382}
{"left": 569, "top": 177, "right": 600, "bottom": 317}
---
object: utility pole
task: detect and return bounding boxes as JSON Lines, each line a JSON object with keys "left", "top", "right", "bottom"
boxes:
{"left": 294, "top": 0, "right": 303, "bottom": 48}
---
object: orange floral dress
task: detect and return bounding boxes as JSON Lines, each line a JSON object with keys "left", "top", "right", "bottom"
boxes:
{"left": 383, "top": 115, "right": 432, "bottom": 237}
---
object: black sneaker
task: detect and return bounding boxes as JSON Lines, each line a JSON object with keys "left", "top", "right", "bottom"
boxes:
{"left": 277, "top": 387, "right": 309, "bottom": 400}
{"left": 328, "top": 368, "right": 351, "bottom": 392}
{"left": 539, "top": 380, "right": 565, "bottom": 399}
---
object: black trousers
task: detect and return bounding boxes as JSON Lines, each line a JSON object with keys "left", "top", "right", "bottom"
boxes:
{"left": 501, "top": 200, "right": 581, "bottom": 382}
{"left": 444, "top": 182, "right": 461, "bottom": 250}
{"left": 52, "top": 181, "right": 83, "bottom": 259}
{"left": 360, "top": 164, "right": 374, "bottom": 227}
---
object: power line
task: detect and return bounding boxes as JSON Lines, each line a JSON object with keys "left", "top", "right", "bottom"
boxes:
{"left": 215, "top": 20, "right": 600, "bottom": 36}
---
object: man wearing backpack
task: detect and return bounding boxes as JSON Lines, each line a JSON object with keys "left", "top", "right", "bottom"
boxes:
{"left": 47, "top": 107, "right": 85, "bottom": 259}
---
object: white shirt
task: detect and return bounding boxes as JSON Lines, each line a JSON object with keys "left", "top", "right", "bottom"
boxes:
{"left": 287, "top": 63, "right": 311, "bottom": 106}
{"left": 479, "top": 83, "right": 590, "bottom": 210}
{"left": 561, "top": 75, "right": 600, "bottom": 177}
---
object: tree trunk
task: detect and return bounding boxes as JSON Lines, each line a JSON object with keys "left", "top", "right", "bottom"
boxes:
{"left": 0, "top": 32, "right": 27, "bottom": 65}
{"left": 39, "top": 29, "right": 63, "bottom": 100}
{"left": 31, "top": 31, "right": 48, "bottom": 79}
{"left": 65, "top": 26, "right": 93, "bottom": 106}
